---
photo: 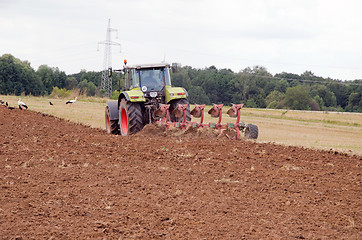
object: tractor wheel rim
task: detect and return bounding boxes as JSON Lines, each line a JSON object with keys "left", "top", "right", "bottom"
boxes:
{"left": 121, "top": 108, "right": 128, "bottom": 135}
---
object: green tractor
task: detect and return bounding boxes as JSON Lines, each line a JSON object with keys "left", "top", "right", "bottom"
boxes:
{"left": 105, "top": 62, "right": 191, "bottom": 136}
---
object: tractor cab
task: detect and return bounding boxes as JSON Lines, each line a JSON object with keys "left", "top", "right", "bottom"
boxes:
{"left": 123, "top": 63, "right": 172, "bottom": 105}
{"left": 126, "top": 64, "right": 171, "bottom": 92}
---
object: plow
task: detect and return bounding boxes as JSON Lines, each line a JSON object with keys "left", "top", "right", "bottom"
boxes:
{"left": 155, "top": 103, "right": 258, "bottom": 139}
{"left": 105, "top": 61, "right": 258, "bottom": 139}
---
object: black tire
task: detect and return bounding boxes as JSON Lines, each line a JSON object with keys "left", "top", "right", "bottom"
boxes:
{"left": 119, "top": 99, "right": 144, "bottom": 136}
{"left": 169, "top": 98, "right": 191, "bottom": 122}
{"left": 244, "top": 124, "right": 258, "bottom": 139}
{"left": 105, "top": 106, "right": 119, "bottom": 134}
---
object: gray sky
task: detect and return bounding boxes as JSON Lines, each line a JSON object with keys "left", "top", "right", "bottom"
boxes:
{"left": 1, "top": 0, "right": 362, "bottom": 80}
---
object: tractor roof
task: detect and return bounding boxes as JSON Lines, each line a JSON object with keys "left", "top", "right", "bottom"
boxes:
{"left": 124, "top": 63, "right": 170, "bottom": 70}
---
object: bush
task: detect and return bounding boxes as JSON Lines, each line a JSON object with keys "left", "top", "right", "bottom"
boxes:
{"left": 246, "top": 99, "right": 257, "bottom": 108}
{"left": 267, "top": 101, "right": 280, "bottom": 109}
{"left": 50, "top": 87, "right": 72, "bottom": 98}
{"left": 78, "top": 79, "right": 96, "bottom": 96}
{"left": 111, "top": 90, "right": 120, "bottom": 100}
{"left": 309, "top": 99, "right": 320, "bottom": 111}
{"left": 266, "top": 90, "right": 285, "bottom": 107}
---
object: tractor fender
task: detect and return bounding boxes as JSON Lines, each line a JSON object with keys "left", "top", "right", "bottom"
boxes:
{"left": 106, "top": 101, "right": 119, "bottom": 121}
{"left": 118, "top": 90, "right": 146, "bottom": 104}
{"left": 118, "top": 92, "right": 130, "bottom": 103}
{"left": 181, "top": 88, "right": 189, "bottom": 97}
{"left": 165, "top": 87, "right": 188, "bottom": 103}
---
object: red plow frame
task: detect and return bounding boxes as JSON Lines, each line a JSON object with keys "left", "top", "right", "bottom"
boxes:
{"left": 156, "top": 103, "right": 256, "bottom": 140}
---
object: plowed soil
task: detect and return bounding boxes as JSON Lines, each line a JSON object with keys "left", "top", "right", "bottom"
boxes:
{"left": 0, "top": 106, "right": 361, "bottom": 239}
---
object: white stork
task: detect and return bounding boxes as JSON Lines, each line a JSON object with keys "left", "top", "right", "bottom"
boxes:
{"left": 66, "top": 97, "right": 77, "bottom": 105}
{"left": 18, "top": 98, "right": 28, "bottom": 110}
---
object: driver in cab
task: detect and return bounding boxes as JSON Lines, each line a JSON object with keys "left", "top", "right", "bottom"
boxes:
{"left": 142, "top": 71, "right": 162, "bottom": 91}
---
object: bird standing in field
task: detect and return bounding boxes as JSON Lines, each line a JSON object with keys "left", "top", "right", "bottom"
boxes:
{"left": 49, "top": 101, "right": 54, "bottom": 105}
{"left": 66, "top": 97, "right": 77, "bottom": 105}
{"left": 18, "top": 98, "right": 28, "bottom": 110}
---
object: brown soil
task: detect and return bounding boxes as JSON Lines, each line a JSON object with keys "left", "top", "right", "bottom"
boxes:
{"left": 0, "top": 106, "right": 361, "bottom": 239}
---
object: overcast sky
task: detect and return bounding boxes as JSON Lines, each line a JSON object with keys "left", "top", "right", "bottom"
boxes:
{"left": 1, "top": 0, "right": 362, "bottom": 80}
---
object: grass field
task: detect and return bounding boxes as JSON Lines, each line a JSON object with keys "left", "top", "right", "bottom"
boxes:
{"left": 2, "top": 95, "right": 361, "bottom": 155}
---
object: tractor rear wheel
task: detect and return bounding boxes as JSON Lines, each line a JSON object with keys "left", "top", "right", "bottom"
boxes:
{"left": 119, "top": 99, "right": 144, "bottom": 136}
{"left": 244, "top": 124, "right": 258, "bottom": 139}
{"left": 169, "top": 98, "right": 191, "bottom": 122}
{"left": 105, "top": 106, "right": 119, "bottom": 134}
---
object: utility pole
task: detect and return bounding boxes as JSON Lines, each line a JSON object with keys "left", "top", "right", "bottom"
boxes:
{"left": 98, "top": 19, "right": 120, "bottom": 97}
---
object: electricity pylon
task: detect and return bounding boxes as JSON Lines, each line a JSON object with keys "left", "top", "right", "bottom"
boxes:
{"left": 98, "top": 19, "right": 120, "bottom": 97}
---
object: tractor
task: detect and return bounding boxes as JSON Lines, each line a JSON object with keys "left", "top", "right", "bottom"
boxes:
{"left": 105, "top": 62, "right": 191, "bottom": 136}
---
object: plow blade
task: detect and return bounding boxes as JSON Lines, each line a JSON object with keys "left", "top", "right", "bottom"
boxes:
{"left": 227, "top": 104, "right": 244, "bottom": 118}
{"left": 154, "top": 104, "right": 169, "bottom": 118}
{"left": 190, "top": 104, "right": 205, "bottom": 118}
{"left": 171, "top": 104, "right": 188, "bottom": 118}
{"left": 208, "top": 104, "right": 223, "bottom": 118}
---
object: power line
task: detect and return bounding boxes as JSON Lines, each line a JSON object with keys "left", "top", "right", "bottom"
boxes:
{"left": 98, "top": 19, "right": 121, "bottom": 97}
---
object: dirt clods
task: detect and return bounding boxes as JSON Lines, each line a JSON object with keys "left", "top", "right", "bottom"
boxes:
{"left": 0, "top": 106, "right": 360, "bottom": 239}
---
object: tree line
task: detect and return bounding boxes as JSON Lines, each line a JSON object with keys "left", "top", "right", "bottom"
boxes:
{"left": 1, "top": 54, "right": 361, "bottom": 112}
{"left": 171, "top": 65, "right": 361, "bottom": 112}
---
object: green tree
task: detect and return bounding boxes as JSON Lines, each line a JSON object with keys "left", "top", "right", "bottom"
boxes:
{"left": 310, "top": 85, "right": 337, "bottom": 108}
{"left": 246, "top": 98, "right": 257, "bottom": 108}
{"left": 328, "top": 83, "right": 349, "bottom": 108}
{"left": 264, "top": 80, "right": 277, "bottom": 95}
{"left": 36, "top": 65, "right": 67, "bottom": 94}
{"left": 265, "top": 90, "right": 285, "bottom": 108}
{"left": 346, "top": 91, "right": 362, "bottom": 112}
{"left": 0, "top": 54, "right": 44, "bottom": 95}
{"left": 275, "top": 79, "right": 289, "bottom": 93}
{"left": 78, "top": 79, "right": 97, "bottom": 96}
{"left": 188, "top": 86, "right": 210, "bottom": 104}
{"left": 314, "top": 95, "right": 324, "bottom": 110}
{"left": 65, "top": 77, "right": 78, "bottom": 90}
{"left": 172, "top": 68, "right": 192, "bottom": 90}
{"left": 284, "top": 85, "right": 312, "bottom": 110}
{"left": 37, "top": 65, "right": 53, "bottom": 94}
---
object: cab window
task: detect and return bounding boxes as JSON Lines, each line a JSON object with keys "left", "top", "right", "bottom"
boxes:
{"left": 130, "top": 69, "right": 139, "bottom": 88}
{"left": 164, "top": 67, "right": 171, "bottom": 86}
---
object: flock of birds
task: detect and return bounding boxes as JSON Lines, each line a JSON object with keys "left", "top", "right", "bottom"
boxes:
{"left": 1, "top": 97, "right": 78, "bottom": 110}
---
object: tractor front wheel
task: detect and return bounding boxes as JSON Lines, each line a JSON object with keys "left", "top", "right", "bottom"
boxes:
{"left": 244, "top": 124, "right": 258, "bottom": 139}
{"left": 119, "top": 99, "right": 144, "bottom": 136}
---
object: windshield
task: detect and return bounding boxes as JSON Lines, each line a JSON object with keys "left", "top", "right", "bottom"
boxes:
{"left": 138, "top": 67, "right": 170, "bottom": 92}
